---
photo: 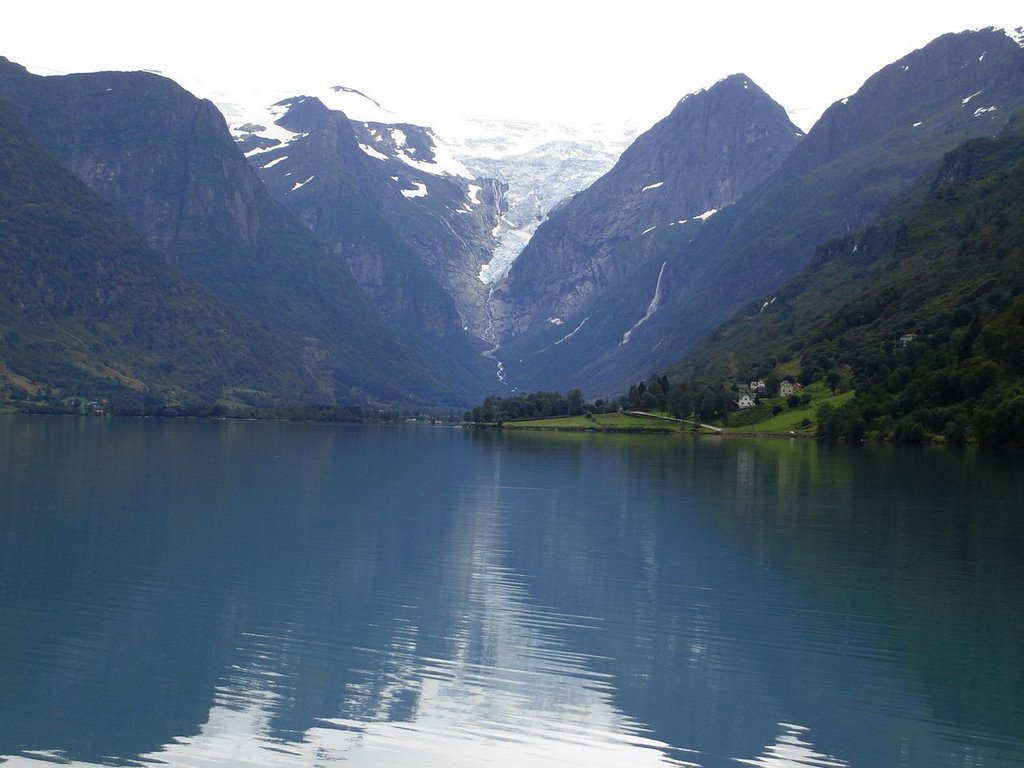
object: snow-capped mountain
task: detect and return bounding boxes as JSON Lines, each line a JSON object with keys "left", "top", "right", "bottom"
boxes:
{"left": 209, "top": 25, "right": 1024, "bottom": 400}
{"left": 224, "top": 86, "right": 502, "bottom": 349}
{"left": 220, "top": 86, "right": 639, "bottom": 289}
{"left": 215, "top": 86, "right": 639, "bottom": 390}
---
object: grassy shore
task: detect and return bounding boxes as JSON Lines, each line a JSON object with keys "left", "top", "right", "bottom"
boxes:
{"left": 492, "top": 411, "right": 694, "bottom": 433}
{"left": 473, "top": 382, "right": 856, "bottom": 437}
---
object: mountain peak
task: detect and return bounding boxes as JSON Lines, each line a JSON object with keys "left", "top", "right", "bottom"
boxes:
{"left": 677, "top": 73, "right": 764, "bottom": 104}
{"left": 671, "top": 73, "right": 783, "bottom": 122}
{"left": 269, "top": 95, "right": 332, "bottom": 133}
{"left": 715, "top": 72, "right": 757, "bottom": 88}
{"left": 319, "top": 84, "right": 397, "bottom": 123}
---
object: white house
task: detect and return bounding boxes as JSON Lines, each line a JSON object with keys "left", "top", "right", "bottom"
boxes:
{"left": 737, "top": 393, "right": 756, "bottom": 409}
{"left": 749, "top": 379, "right": 766, "bottom": 392}
{"left": 779, "top": 380, "right": 794, "bottom": 397}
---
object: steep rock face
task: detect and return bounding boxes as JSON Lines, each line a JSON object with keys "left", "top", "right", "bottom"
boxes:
{"left": 0, "top": 63, "right": 264, "bottom": 265}
{"left": 492, "top": 74, "right": 802, "bottom": 338}
{"left": 629, "top": 27, "right": 1024, "bottom": 379}
{"left": 495, "top": 28, "right": 1024, "bottom": 397}
{"left": 246, "top": 101, "right": 467, "bottom": 339}
{"left": 346, "top": 118, "right": 504, "bottom": 341}
{"left": 235, "top": 94, "right": 505, "bottom": 346}
{"left": 0, "top": 59, "right": 474, "bottom": 405}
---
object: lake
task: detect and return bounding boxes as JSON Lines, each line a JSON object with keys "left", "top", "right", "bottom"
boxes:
{"left": 1, "top": 416, "right": 1022, "bottom": 767}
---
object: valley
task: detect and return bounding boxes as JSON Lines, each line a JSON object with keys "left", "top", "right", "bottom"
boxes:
{"left": 1, "top": 27, "right": 1023, "bottom": 428}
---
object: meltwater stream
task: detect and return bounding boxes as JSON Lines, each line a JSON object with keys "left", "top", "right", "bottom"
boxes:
{"left": 0, "top": 418, "right": 1022, "bottom": 767}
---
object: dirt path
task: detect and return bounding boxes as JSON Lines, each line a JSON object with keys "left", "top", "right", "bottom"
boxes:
{"left": 625, "top": 410, "right": 723, "bottom": 433}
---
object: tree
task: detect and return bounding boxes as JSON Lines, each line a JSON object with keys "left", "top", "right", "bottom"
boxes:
{"left": 958, "top": 316, "right": 983, "bottom": 362}
{"left": 666, "top": 384, "right": 693, "bottom": 420}
{"left": 627, "top": 384, "right": 639, "bottom": 408}
{"left": 826, "top": 370, "right": 841, "bottom": 395}
{"left": 566, "top": 389, "right": 584, "bottom": 416}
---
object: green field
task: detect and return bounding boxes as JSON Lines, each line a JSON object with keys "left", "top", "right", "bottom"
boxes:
{"left": 487, "top": 382, "right": 855, "bottom": 437}
{"left": 500, "top": 411, "right": 692, "bottom": 432}
{"left": 720, "top": 384, "right": 854, "bottom": 435}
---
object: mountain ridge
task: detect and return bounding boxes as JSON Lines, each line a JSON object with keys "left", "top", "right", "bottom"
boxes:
{"left": 492, "top": 73, "right": 803, "bottom": 338}
{"left": 0, "top": 57, "right": 473, "bottom": 406}
{"left": 492, "top": 27, "right": 1024, "bottom": 398}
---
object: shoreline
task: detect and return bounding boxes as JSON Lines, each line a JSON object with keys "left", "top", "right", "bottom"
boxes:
{"left": 469, "top": 422, "right": 816, "bottom": 439}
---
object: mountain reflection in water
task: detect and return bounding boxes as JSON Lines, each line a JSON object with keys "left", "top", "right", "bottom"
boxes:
{"left": 0, "top": 418, "right": 1021, "bottom": 767}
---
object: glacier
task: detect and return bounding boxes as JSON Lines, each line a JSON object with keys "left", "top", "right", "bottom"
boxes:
{"left": 215, "top": 83, "right": 639, "bottom": 292}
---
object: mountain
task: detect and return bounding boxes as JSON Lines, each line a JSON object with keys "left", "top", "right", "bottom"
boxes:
{"left": 229, "top": 88, "right": 504, "bottom": 381}
{"left": 670, "top": 113, "right": 1024, "bottom": 446}
{"left": 489, "top": 73, "right": 803, "bottom": 383}
{"left": 225, "top": 90, "right": 638, "bottom": 388}
{"left": 0, "top": 58, "right": 472, "bottom": 406}
{"left": 0, "top": 97, "right": 322, "bottom": 410}
{"left": 493, "top": 28, "right": 1024, "bottom": 398}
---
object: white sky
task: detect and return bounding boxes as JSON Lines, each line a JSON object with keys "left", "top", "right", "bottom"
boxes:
{"left": 1, "top": 1, "right": 1020, "bottom": 132}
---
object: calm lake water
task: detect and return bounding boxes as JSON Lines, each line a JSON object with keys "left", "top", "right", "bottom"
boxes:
{"left": 1, "top": 416, "right": 1022, "bottom": 768}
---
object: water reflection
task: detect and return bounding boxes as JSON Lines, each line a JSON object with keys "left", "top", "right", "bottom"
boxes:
{"left": 0, "top": 420, "right": 1022, "bottom": 767}
{"left": 737, "top": 723, "right": 848, "bottom": 768}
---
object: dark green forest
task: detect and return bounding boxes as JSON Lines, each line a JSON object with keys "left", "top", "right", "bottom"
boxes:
{"left": 665, "top": 115, "right": 1024, "bottom": 446}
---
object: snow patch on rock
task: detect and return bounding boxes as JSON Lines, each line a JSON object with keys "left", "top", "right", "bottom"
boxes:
{"left": 358, "top": 143, "right": 389, "bottom": 161}
{"left": 554, "top": 316, "right": 590, "bottom": 346}
{"left": 401, "top": 181, "right": 428, "bottom": 199}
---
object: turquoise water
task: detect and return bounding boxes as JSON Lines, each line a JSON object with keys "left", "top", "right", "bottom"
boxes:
{"left": 1, "top": 417, "right": 1022, "bottom": 767}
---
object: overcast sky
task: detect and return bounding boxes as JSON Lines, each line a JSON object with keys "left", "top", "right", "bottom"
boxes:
{"left": 2, "top": 1, "right": 1020, "bottom": 132}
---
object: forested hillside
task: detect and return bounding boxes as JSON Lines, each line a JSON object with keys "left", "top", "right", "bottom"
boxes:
{"left": 0, "top": 99, "right": 325, "bottom": 411}
{"left": 668, "top": 114, "right": 1024, "bottom": 446}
